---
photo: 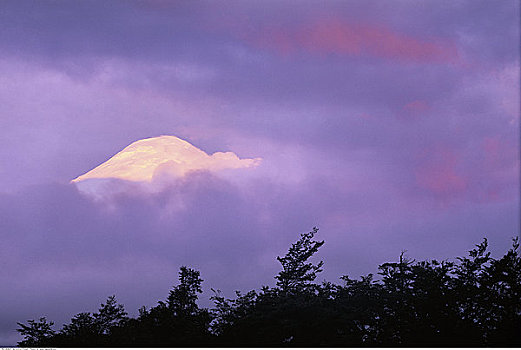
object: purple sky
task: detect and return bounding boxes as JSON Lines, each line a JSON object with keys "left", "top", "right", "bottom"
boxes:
{"left": 0, "top": 0, "right": 519, "bottom": 345}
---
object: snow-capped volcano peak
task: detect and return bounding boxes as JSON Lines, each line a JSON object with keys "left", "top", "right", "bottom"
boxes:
{"left": 72, "top": 135, "right": 261, "bottom": 183}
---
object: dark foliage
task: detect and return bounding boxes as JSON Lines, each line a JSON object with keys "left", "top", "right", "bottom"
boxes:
{"left": 17, "top": 229, "right": 521, "bottom": 347}
{"left": 275, "top": 227, "right": 324, "bottom": 293}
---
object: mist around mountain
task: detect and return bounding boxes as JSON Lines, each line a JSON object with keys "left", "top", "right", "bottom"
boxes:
{"left": 17, "top": 228, "right": 521, "bottom": 347}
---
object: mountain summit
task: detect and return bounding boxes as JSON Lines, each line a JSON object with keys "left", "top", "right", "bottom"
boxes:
{"left": 72, "top": 135, "right": 261, "bottom": 183}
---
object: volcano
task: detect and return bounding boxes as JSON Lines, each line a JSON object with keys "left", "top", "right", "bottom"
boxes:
{"left": 72, "top": 135, "right": 261, "bottom": 183}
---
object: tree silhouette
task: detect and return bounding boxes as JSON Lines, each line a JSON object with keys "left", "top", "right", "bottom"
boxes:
{"left": 15, "top": 230, "right": 521, "bottom": 347}
{"left": 94, "top": 295, "right": 129, "bottom": 335}
{"left": 16, "top": 317, "right": 55, "bottom": 346}
{"left": 59, "top": 312, "right": 97, "bottom": 346}
{"left": 120, "top": 266, "right": 213, "bottom": 346}
{"left": 480, "top": 237, "right": 521, "bottom": 345}
{"left": 167, "top": 266, "right": 204, "bottom": 317}
{"left": 275, "top": 227, "right": 324, "bottom": 292}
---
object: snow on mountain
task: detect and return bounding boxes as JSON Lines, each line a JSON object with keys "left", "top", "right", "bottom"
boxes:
{"left": 72, "top": 135, "right": 261, "bottom": 184}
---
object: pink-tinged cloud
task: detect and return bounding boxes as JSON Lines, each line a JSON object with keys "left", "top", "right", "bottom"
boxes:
{"left": 482, "top": 136, "right": 502, "bottom": 167}
{"left": 399, "top": 100, "right": 430, "bottom": 120}
{"left": 415, "top": 148, "right": 467, "bottom": 199}
{"left": 472, "top": 135, "right": 519, "bottom": 204}
{"left": 251, "top": 18, "right": 459, "bottom": 63}
{"left": 358, "top": 113, "right": 374, "bottom": 120}
{"left": 481, "top": 136, "right": 518, "bottom": 171}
